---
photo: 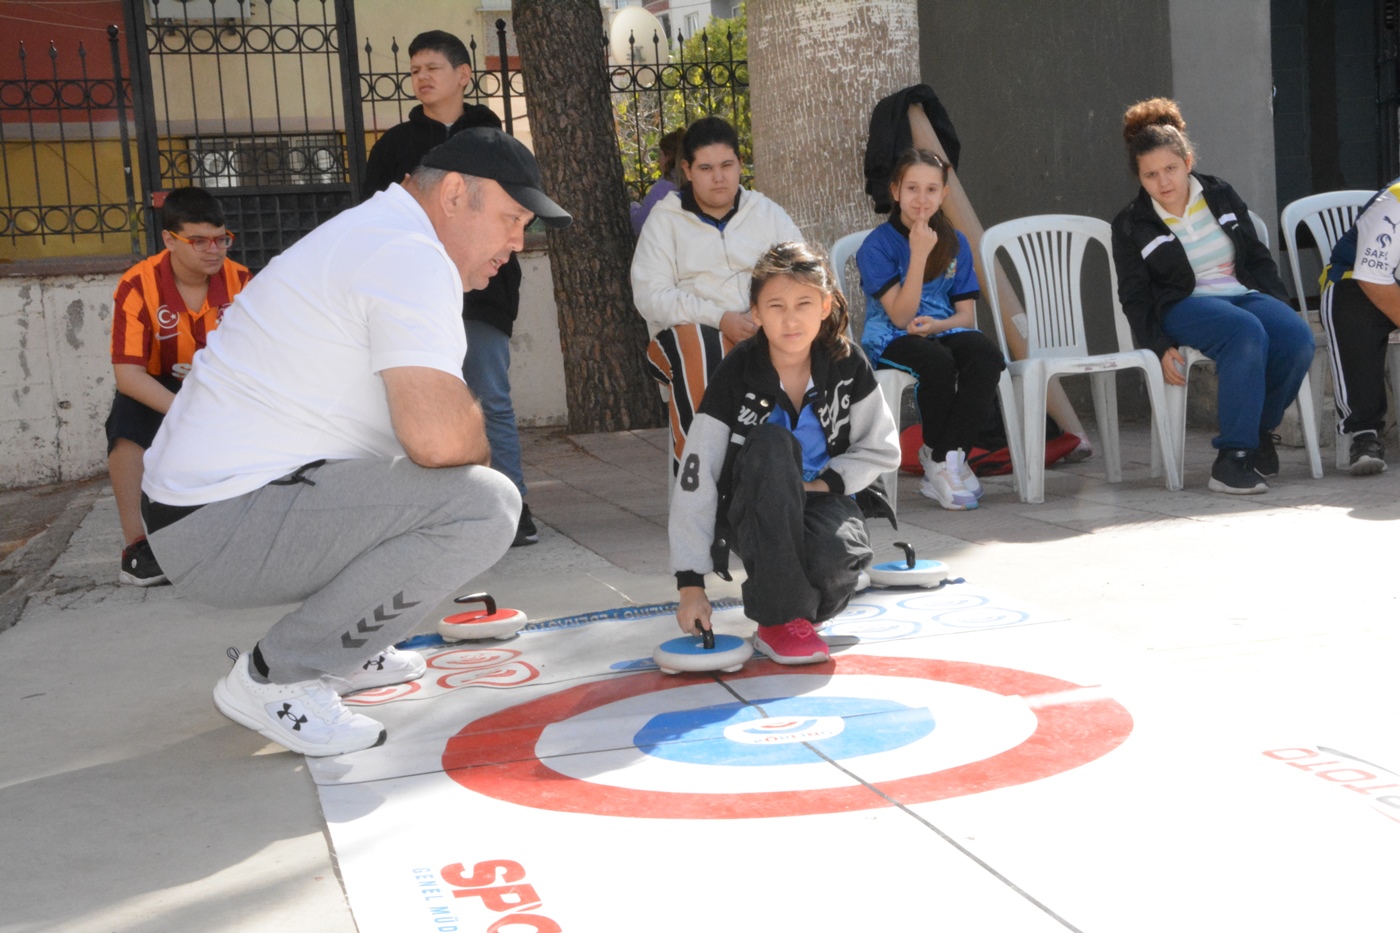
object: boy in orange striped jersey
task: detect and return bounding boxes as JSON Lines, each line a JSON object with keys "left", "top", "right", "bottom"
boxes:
{"left": 107, "top": 188, "right": 250, "bottom": 585}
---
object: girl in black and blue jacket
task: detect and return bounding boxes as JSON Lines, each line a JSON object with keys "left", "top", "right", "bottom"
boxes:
{"left": 1111, "top": 98, "right": 1314, "bottom": 495}
{"left": 669, "top": 242, "right": 900, "bottom": 665}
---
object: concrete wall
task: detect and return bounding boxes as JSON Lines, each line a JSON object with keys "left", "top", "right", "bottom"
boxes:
{"left": 0, "top": 269, "right": 118, "bottom": 488}
{"left": 0, "top": 250, "right": 568, "bottom": 489}
{"left": 916, "top": 0, "right": 1283, "bottom": 422}
{"left": 917, "top": 0, "right": 1173, "bottom": 420}
{"left": 918, "top": 0, "right": 1173, "bottom": 234}
{"left": 1169, "top": 0, "right": 1279, "bottom": 240}
{"left": 513, "top": 251, "right": 569, "bottom": 429}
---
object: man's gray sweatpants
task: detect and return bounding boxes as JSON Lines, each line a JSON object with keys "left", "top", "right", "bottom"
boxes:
{"left": 148, "top": 457, "right": 519, "bottom": 683}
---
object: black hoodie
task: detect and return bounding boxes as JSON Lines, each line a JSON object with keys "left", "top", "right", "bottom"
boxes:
{"left": 363, "top": 104, "right": 521, "bottom": 336}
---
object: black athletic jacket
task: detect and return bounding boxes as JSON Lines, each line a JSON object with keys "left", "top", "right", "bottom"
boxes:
{"left": 670, "top": 332, "right": 900, "bottom": 588}
{"left": 1111, "top": 172, "right": 1290, "bottom": 357}
{"left": 863, "top": 84, "right": 961, "bottom": 215}
{"left": 363, "top": 104, "right": 521, "bottom": 336}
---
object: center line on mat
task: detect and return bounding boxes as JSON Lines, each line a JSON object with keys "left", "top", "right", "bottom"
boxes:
{"left": 710, "top": 671, "right": 1085, "bottom": 933}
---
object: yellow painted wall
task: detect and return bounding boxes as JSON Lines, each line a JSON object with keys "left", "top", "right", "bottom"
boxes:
{"left": 0, "top": 137, "right": 143, "bottom": 262}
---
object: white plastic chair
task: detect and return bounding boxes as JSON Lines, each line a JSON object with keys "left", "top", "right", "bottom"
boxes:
{"left": 981, "top": 215, "right": 1181, "bottom": 503}
{"left": 831, "top": 229, "right": 910, "bottom": 517}
{"left": 1149, "top": 211, "right": 1324, "bottom": 484}
{"left": 1279, "top": 190, "right": 1400, "bottom": 469}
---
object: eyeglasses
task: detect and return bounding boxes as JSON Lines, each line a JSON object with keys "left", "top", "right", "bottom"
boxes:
{"left": 168, "top": 230, "right": 236, "bottom": 252}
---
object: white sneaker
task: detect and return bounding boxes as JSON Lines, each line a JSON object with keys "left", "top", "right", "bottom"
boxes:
{"left": 950, "top": 449, "right": 983, "bottom": 500}
{"left": 213, "top": 652, "right": 387, "bottom": 757}
{"left": 1063, "top": 433, "right": 1093, "bottom": 462}
{"left": 335, "top": 646, "right": 427, "bottom": 694}
{"left": 918, "top": 446, "right": 978, "bottom": 510}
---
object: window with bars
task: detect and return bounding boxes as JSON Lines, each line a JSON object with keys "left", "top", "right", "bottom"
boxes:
{"left": 177, "top": 134, "right": 345, "bottom": 188}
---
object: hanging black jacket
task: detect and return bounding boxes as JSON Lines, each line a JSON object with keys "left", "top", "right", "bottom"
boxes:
{"left": 363, "top": 104, "right": 521, "bottom": 336}
{"left": 863, "top": 84, "right": 961, "bottom": 215}
{"left": 1111, "top": 172, "right": 1290, "bottom": 358}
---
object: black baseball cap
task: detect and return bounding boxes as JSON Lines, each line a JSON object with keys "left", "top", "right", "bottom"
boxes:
{"left": 421, "top": 127, "right": 572, "bottom": 229}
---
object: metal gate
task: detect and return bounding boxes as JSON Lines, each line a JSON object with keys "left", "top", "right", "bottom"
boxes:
{"left": 122, "top": 0, "right": 365, "bottom": 270}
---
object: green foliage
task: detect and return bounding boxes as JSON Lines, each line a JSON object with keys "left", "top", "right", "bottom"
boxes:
{"left": 613, "top": 3, "right": 750, "bottom": 204}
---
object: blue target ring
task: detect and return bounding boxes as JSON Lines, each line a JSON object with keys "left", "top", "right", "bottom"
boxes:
{"left": 634, "top": 695, "right": 935, "bottom": 766}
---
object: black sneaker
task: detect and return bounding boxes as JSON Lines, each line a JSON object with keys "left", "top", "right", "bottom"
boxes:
{"left": 1253, "top": 430, "right": 1280, "bottom": 478}
{"left": 512, "top": 503, "right": 539, "bottom": 547}
{"left": 119, "top": 537, "right": 169, "bottom": 586}
{"left": 1208, "top": 449, "right": 1268, "bottom": 495}
{"left": 1348, "top": 432, "right": 1387, "bottom": 477}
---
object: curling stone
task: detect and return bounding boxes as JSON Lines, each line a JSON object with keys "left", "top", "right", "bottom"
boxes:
{"left": 653, "top": 627, "right": 753, "bottom": 674}
{"left": 865, "top": 541, "right": 950, "bottom": 589}
{"left": 438, "top": 592, "right": 528, "bottom": 641}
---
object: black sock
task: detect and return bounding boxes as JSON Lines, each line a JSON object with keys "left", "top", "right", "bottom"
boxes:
{"left": 250, "top": 644, "right": 271, "bottom": 683}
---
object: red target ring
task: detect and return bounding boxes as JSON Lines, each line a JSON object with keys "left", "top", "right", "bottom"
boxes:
{"left": 442, "top": 655, "right": 1133, "bottom": 819}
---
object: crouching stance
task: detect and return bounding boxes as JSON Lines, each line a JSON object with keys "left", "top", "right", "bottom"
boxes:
{"left": 670, "top": 242, "right": 901, "bottom": 664}
{"left": 142, "top": 129, "right": 572, "bottom": 757}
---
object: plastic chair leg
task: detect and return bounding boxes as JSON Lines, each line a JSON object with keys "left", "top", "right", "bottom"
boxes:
{"left": 1294, "top": 373, "right": 1324, "bottom": 479}
{"left": 1089, "top": 371, "right": 1123, "bottom": 483}
{"left": 1150, "top": 378, "right": 1188, "bottom": 483}
{"left": 874, "top": 371, "right": 914, "bottom": 520}
{"left": 1388, "top": 342, "right": 1400, "bottom": 437}
{"left": 998, "top": 371, "right": 1029, "bottom": 502}
{"left": 1020, "top": 364, "right": 1050, "bottom": 503}
{"left": 1141, "top": 366, "right": 1183, "bottom": 491}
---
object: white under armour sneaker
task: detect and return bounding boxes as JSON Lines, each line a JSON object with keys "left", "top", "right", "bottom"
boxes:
{"left": 213, "top": 652, "right": 386, "bottom": 757}
{"left": 918, "top": 446, "right": 978, "bottom": 510}
{"left": 335, "top": 646, "right": 427, "bottom": 694}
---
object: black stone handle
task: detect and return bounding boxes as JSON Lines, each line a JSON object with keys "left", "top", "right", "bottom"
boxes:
{"left": 453, "top": 592, "right": 497, "bottom": 614}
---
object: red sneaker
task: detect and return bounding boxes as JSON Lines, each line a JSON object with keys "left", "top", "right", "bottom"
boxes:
{"left": 753, "top": 619, "right": 830, "bottom": 665}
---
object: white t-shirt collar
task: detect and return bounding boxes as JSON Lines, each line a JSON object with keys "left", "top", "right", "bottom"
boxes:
{"left": 1150, "top": 174, "right": 1205, "bottom": 223}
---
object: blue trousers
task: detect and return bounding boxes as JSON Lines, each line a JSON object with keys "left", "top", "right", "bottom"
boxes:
{"left": 1161, "top": 292, "right": 1315, "bottom": 450}
{"left": 463, "top": 320, "right": 526, "bottom": 498}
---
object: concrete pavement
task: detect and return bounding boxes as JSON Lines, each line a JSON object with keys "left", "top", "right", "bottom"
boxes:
{"left": 2, "top": 423, "right": 1398, "bottom": 932}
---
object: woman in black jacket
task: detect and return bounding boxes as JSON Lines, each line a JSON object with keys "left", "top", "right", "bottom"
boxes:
{"left": 1111, "top": 98, "right": 1314, "bottom": 494}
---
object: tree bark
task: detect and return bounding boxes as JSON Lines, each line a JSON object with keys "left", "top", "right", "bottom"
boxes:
{"left": 513, "top": 0, "right": 664, "bottom": 433}
{"left": 749, "top": 0, "right": 920, "bottom": 251}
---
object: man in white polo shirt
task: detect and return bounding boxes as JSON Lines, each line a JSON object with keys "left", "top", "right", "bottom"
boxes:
{"left": 142, "top": 128, "right": 571, "bottom": 756}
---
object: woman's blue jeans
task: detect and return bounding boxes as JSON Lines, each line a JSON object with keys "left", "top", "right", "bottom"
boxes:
{"left": 1160, "top": 291, "right": 1315, "bottom": 450}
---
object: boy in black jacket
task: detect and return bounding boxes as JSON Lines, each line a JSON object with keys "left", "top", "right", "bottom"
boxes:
{"left": 364, "top": 30, "right": 537, "bottom": 546}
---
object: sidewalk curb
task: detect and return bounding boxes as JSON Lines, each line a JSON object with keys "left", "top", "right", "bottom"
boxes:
{"left": 0, "top": 481, "right": 107, "bottom": 633}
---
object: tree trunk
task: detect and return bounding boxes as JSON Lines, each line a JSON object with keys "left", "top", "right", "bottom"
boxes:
{"left": 513, "top": 0, "right": 663, "bottom": 433}
{"left": 749, "top": 0, "right": 920, "bottom": 251}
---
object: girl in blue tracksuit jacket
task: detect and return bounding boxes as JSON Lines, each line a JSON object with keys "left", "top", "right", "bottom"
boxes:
{"left": 669, "top": 242, "right": 900, "bottom": 666}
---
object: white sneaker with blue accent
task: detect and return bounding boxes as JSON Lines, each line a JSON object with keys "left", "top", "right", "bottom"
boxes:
{"left": 951, "top": 449, "right": 983, "bottom": 500}
{"left": 918, "top": 446, "right": 979, "bottom": 510}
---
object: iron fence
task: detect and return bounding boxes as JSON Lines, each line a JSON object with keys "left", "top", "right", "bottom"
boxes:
{"left": 609, "top": 26, "right": 750, "bottom": 203}
{"left": 0, "top": 26, "right": 140, "bottom": 256}
{"left": 359, "top": 22, "right": 527, "bottom": 138}
{"left": 123, "top": 0, "right": 364, "bottom": 270}
{"left": 356, "top": 19, "right": 750, "bottom": 204}
{"left": 2, "top": 10, "right": 749, "bottom": 265}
